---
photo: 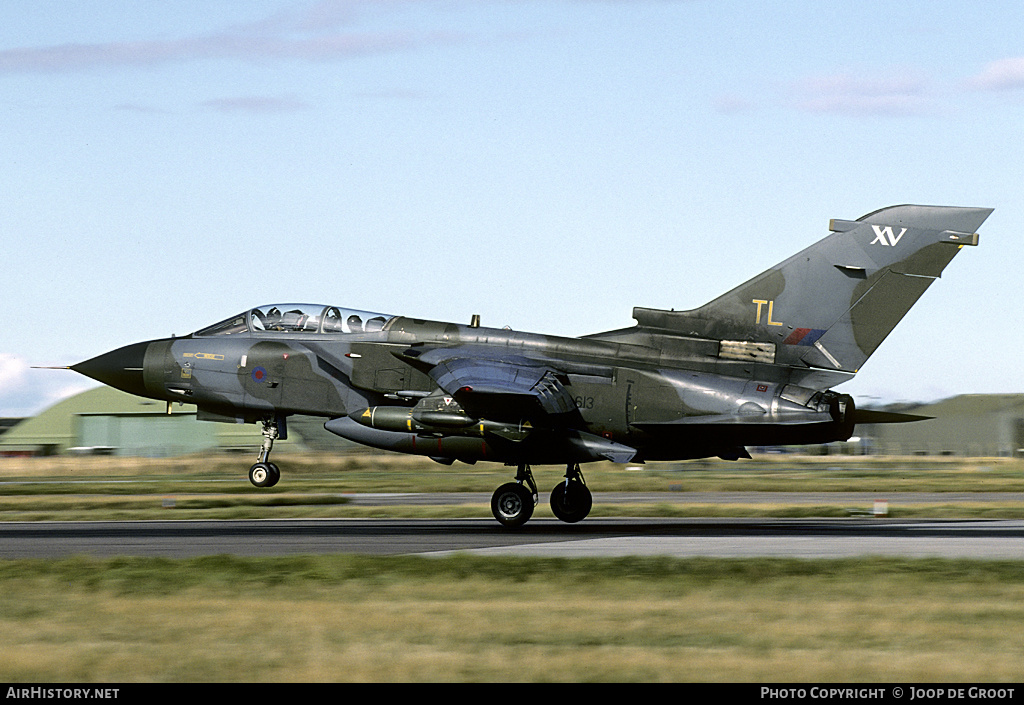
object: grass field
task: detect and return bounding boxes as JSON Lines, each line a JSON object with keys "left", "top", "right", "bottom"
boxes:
{"left": 2, "top": 452, "right": 1023, "bottom": 521}
{"left": 1, "top": 555, "right": 1023, "bottom": 682}
{"left": 1, "top": 453, "right": 1023, "bottom": 682}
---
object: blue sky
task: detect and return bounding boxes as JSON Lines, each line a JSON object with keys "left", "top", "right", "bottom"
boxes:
{"left": 2, "top": 0, "right": 1022, "bottom": 416}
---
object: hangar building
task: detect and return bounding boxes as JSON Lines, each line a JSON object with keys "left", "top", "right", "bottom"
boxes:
{"left": 0, "top": 386, "right": 356, "bottom": 457}
{"left": 859, "top": 394, "right": 1024, "bottom": 457}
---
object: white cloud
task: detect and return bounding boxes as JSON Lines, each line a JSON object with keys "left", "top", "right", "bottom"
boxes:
{"left": 965, "top": 57, "right": 1024, "bottom": 91}
{"left": 0, "top": 354, "right": 95, "bottom": 417}
{"left": 0, "top": 2, "right": 459, "bottom": 75}
{"left": 789, "top": 72, "right": 933, "bottom": 117}
{"left": 0, "top": 32, "right": 428, "bottom": 74}
{"left": 0, "top": 354, "right": 29, "bottom": 389}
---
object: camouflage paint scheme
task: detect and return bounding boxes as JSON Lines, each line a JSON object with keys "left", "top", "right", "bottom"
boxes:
{"left": 72, "top": 205, "right": 993, "bottom": 526}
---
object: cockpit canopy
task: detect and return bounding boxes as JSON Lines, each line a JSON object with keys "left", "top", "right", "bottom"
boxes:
{"left": 194, "top": 304, "right": 395, "bottom": 337}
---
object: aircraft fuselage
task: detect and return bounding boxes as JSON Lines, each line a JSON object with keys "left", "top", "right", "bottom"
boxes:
{"left": 75, "top": 310, "right": 854, "bottom": 467}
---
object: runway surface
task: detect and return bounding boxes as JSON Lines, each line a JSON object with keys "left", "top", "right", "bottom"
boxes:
{"left": 340, "top": 491, "right": 1022, "bottom": 506}
{"left": 1, "top": 517, "right": 1022, "bottom": 560}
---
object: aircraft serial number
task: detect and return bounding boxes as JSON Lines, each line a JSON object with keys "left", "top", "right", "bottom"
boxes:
{"left": 574, "top": 396, "right": 595, "bottom": 409}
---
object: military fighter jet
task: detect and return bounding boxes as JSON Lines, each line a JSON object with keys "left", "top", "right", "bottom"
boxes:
{"left": 70, "top": 204, "right": 991, "bottom": 527}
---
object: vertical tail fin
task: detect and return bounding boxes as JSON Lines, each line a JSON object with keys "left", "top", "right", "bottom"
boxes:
{"left": 633, "top": 205, "right": 992, "bottom": 378}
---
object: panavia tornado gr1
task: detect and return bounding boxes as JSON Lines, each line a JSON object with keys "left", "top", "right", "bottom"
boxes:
{"left": 70, "top": 204, "right": 992, "bottom": 526}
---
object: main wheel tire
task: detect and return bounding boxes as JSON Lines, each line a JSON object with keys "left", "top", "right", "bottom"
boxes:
{"left": 491, "top": 482, "right": 535, "bottom": 528}
{"left": 266, "top": 463, "right": 281, "bottom": 488}
{"left": 248, "top": 462, "right": 274, "bottom": 488}
{"left": 549, "top": 481, "right": 593, "bottom": 523}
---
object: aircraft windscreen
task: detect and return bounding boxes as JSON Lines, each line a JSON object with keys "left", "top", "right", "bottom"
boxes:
{"left": 194, "top": 304, "right": 393, "bottom": 336}
{"left": 193, "top": 313, "right": 249, "bottom": 337}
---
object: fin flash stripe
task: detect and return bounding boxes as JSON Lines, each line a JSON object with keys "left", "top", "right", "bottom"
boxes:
{"left": 783, "top": 328, "right": 827, "bottom": 346}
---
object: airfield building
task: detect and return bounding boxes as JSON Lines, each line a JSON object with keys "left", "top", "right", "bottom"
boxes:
{"left": 0, "top": 386, "right": 358, "bottom": 458}
{"left": 858, "top": 395, "right": 1024, "bottom": 458}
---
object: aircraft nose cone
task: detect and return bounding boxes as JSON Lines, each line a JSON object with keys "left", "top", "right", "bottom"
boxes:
{"left": 71, "top": 341, "right": 152, "bottom": 398}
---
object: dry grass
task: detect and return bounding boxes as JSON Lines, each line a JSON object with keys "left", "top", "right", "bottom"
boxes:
{"left": 1, "top": 556, "right": 1023, "bottom": 682}
{"left": 2, "top": 453, "right": 1024, "bottom": 521}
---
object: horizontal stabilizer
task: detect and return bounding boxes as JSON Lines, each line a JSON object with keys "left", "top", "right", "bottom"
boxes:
{"left": 851, "top": 409, "right": 932, "bottom": 424}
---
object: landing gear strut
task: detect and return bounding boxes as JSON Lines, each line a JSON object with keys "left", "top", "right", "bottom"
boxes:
{"left": 248, "top": 417, "right": 282, "bottom": 488}
{"left": 490, "top": 463, "right": 538, "bottom": 528}
{"left": 549, "top": 463, "right": 592, "bottom": 524}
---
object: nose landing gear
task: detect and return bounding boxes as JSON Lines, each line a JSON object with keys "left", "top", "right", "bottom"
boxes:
{"left": 248, "top": 417, "right": 284, "bottom": 488}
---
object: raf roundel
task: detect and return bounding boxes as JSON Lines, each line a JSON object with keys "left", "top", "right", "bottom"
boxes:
{"left": 251, "top": 367, "right": 267, "bottom": 383}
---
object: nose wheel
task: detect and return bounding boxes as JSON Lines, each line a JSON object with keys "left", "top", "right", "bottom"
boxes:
{"left": 249, "top": 417, "right": 284, "bottom": 488}
{"left": 248, "top": 462, "right": 280, "bottom": 488}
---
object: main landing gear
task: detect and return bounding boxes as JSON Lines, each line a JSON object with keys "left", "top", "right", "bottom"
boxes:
{"left": 248, "top": 417, "right": 282, "bottom": 488}
{"left": 490, "top": 462, "right": 593, "bottom": 528}
{"left": 491, "top": 463, "right": 538, "bottom": 528}
{"left": 549, "top": 463, "right": 592, "bottom": 524}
